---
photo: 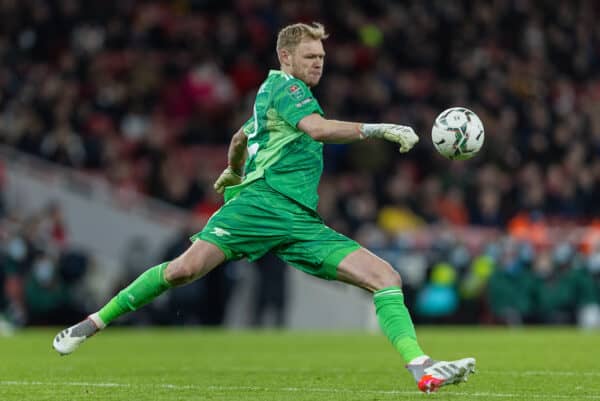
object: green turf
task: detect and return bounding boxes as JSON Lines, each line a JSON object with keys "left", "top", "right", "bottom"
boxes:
{"left": 0, "top": 327, "right": 598, "bottom": 400}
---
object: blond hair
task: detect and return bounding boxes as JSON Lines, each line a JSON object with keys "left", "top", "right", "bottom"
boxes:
{"left": 276, "top": 22, "right": 328, "bottom": 52}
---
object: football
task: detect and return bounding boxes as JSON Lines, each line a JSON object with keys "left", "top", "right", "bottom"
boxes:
{"left": 431, "top": 107, "right": 484, "bottom": 160}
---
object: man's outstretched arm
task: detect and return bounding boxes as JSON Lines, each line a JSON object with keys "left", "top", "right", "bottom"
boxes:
{"left": 214, "top": 128, "right": 248, "bottom": 194}
{"left": 297, "top": 114, "right": 419, "bottom": 152}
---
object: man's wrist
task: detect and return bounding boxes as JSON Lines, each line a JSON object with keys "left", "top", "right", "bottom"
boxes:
{"left": 359, "top": 123, "right": 381, "bottom": 139}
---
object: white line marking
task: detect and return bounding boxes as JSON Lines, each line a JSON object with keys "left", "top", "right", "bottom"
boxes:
{"left": 1, "top": 381, "right": 599, "bottom": 399}
{"left": 0, "top": 381, "right": 126, "bottom": 387}
{"left": 157, "top": 366, "right": 600, "bottom": 377}
{"left": 488, "top": 370, "right": 600, "bottom": 377}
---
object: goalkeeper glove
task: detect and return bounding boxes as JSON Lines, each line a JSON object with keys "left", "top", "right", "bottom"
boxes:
{"left": 360, "top": 123, "right": 419, "bottom": 153}
{"left": 213, "top": 166, "right": 243, "bottom": 194}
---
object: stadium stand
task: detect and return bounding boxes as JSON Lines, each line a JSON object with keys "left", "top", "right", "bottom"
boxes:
{"left": 1, "top": 1, "right": 600, "bottom": 328}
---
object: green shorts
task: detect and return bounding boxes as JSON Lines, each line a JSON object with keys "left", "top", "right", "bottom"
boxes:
{"left": 191, "top": 179, "right": 361, "bottom": 280}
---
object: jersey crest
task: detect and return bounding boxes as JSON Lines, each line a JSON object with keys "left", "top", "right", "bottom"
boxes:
{"left": 288, "top": 83, "right": 305, "bottom": 100}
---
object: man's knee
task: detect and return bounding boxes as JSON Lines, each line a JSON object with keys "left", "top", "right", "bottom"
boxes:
{"left": 355, "top": 260, "right": 403, "bottom": 292}
{"left": 336, "top": 249, "right": 403, "bottom": 292}
{"left": 164, "top": 258, "right": 197, "bottom": 286}
{"left": 163, "top": 240, "right": 226, "bottom": 286}
{"left": 375, "top": 261, "right": 402, "bottom": 289}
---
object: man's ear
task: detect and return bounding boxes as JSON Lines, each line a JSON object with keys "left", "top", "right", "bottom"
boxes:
{"left": 278, "top": 48, "right": 292, "bottom": 67}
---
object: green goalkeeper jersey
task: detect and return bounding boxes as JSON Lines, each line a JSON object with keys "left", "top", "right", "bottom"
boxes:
{"left": 224, "top": 70, "right": 325, "bottom": 211}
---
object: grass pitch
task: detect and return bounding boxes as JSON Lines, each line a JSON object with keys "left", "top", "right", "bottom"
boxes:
{"left": 0, "top": 327, "right": 598, "bottom": 400}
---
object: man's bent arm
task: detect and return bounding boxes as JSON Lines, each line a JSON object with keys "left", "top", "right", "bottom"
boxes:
{"left": 228, "top": 128, "right": 248, "bottom": 175}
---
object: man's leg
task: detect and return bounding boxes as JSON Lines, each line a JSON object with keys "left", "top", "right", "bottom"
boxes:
{"left": 53, "top": 240, "right": 226, "bottom": 355}
{"left": 335, "top": 248, "right": 425, "bottom": 362}
{"left": 336, "top": 248, "right": 475, "bottom": 393}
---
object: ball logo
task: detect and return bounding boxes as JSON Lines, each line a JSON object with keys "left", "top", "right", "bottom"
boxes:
{"left": 431, "top": 107, "right": 484, "bottom": 160}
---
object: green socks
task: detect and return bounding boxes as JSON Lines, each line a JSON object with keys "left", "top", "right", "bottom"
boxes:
{"left": 97, "top": 262, "right": 172, "bottom": 325}
{"left": 94, "top": 265, "right": 424, "bottom": 365}
{"left": 374, "top": 286, "right": 425, "bottom": 363}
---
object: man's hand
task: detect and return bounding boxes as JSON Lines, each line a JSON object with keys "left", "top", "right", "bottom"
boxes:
{"left": 213, "top": 167, "right": 243, "bottom": 194}
{"left": 360, "top": 123, "right": 419, "bottom": 153}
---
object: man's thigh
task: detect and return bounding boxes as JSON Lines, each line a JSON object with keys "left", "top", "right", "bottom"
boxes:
{"left": 275, "top": 217, "right": 361, "bottom": 280}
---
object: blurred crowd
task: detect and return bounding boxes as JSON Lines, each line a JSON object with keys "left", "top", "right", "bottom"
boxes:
{"left": 0, "top": 195, "right": 89, "bottom": 330}
{"left": 2, "top": 0, "right": 600, "bottom": 328}
{"left": 2, "top": 189, "right": 600, "bottom": 330}
{"left": 4, "top": 0, "right": 600, "bottom": 223}
{"left": 381, "top": 230, "right": 600, "bottom": 328}
{"left": 0, "top": 189, "right": 285, "bottom": 330}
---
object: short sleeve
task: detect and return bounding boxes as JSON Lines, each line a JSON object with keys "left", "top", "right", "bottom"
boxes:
{"left": 273, "top": 79, "right": 324, "bottom": 128}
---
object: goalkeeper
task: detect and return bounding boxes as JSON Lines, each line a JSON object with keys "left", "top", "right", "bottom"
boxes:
{"left": 53, "top": 22, "right": 475, "bottom": 393}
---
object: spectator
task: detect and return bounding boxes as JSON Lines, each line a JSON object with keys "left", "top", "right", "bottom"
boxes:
{"left": 486, "top": 240, "right": 537, "bottom": 325}
{"left": 415, "top": 263, "right": 459, "bottom": 322}
{"left": 252, "top": 253, "right": 287, "bottom": 327}
{"left": 24, "top": 251, "right": 81, "bottom": 325}
{"left": 533, "top": 244, "right": 598, "bottom": 324}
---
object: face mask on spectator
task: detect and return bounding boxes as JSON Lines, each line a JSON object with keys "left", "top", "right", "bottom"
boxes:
{"left": 503, "top": 259, "right": 523, "bottom": 275}
{"left": 7, "top": 237, "right": 27, "bottom": 262}
{"left": 587, "top": 253, "right": 600, "bottom": 276}
{"left": 33, "top": 258, "right": 55, "bottom": 286}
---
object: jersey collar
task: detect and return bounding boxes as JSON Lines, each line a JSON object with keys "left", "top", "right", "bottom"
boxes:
{"left": 269, "top": 69, "right": 294, "bottom": 80}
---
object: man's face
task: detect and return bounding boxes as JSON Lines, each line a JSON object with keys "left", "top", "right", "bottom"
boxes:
{"left": 286, "top": 39, "right": 325, "bottom": 87}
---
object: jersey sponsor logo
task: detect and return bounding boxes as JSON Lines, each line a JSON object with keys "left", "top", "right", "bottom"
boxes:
{"left": 295, "top": 98, "right": 312, "bottom": 108}
{"left": 288, "top": 83, "right": 305, "bottom": 100}
{"left": 211, "top": 227, "right": 231, "bottom": 237}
